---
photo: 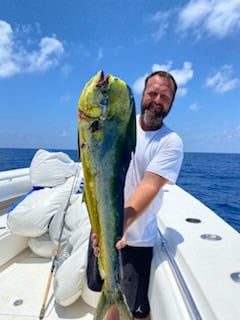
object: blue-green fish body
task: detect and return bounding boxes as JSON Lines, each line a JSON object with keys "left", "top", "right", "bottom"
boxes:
{"left": 78, "top": 71, "right": 136, "bottom": 319}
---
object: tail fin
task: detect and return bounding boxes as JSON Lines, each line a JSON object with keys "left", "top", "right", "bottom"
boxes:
{"left": 94, "top": 288, "right": 132, "bottom": 320}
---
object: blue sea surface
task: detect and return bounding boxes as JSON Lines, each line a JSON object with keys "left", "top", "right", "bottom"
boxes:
{"left": 0, "top": 148, "right": 239, "bottom": 232}
{"left": 177, "top": 152, "right": 240, "bottom": 232}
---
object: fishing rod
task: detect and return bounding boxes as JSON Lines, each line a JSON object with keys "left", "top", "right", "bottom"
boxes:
{"left": 39, "top": 165, "right": 81, "bottom": 320}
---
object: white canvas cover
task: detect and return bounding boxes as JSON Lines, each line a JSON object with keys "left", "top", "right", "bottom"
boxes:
{"left": 7, "top": 177, "right": 78, "bottom": 237}
{"left": 52, "top": 194, "right": 91, "bottom": 306}
{"left": 30, "top": 149, "right": 77, "bottom": 187}
{"left": 7, "top": 149, "right": 91, "bottom": 306}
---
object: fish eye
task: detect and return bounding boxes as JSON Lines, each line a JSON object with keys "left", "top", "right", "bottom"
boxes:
{"left": 102, "top": 89, "right": 108, "bottom": 95}
{"left": 90, "top": 120, "right": 100, "bottom": 133}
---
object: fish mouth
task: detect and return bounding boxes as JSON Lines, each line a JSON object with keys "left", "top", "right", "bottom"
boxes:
{"left": 95, "top": 71, "right": 110, "bottom": 118}
{"left": 96, "top": 70, "right": 110, "bottom": 88}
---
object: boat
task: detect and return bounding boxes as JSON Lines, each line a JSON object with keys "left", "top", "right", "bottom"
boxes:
{"left": 1, "top": 157, "right": 240, "bottom": 320}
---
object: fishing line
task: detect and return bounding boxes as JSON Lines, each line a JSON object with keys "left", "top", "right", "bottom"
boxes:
{"left": 39, "top": 165, "right": 81, "bottom": 319}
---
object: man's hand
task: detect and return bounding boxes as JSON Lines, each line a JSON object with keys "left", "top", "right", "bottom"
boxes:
{"left": 91, "top": 232, "right": 127, "bottom": 256}
{"left": 91, "top": 232, "right": 100, "bottom": 256}
{"left": 116, "top": 233, "right": 127, "bottom": 249}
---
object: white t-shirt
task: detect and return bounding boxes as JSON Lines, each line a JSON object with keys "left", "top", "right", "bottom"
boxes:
{"left": 124, "top": 115, "right": 183, "bottom": 247}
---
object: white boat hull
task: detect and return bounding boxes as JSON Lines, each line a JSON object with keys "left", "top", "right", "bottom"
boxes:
{"left": 1, "top": 168, "right": 240, "bottom": 320}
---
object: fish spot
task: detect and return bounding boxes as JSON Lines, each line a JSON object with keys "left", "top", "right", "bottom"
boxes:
{"left": 81, "top": 143, "right": 86, "bottom": 149}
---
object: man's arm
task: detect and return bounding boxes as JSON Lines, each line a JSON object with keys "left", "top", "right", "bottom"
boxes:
{"left": 116, "top": 171, "right": 167, "bottom": 249}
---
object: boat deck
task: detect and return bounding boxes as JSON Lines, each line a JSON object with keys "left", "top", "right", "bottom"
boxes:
{"left": 0, "top": 248, "right": 95, "bottom": 320}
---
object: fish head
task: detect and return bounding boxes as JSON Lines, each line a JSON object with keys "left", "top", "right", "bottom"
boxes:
{"left": 78, "top": 70, "right": 111, "bottom": 122}
{"left": 78, "top": 70, "right": 134, "bottom": 125}
{"left": 78, "top": 70, "right": 136, "bottom": 163}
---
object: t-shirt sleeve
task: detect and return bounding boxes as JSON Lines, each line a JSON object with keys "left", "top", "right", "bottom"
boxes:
{"left": 146, "top": 132, "right": 183, "bottom": 184}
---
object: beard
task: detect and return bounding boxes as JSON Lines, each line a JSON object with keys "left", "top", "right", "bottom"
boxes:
{"left": 141, "top": 102, "right": 167, "bottom": 128}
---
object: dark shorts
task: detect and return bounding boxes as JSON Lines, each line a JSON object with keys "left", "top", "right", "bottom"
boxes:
{"left": 86, "top": 236, "right": 153, "bottom": 318}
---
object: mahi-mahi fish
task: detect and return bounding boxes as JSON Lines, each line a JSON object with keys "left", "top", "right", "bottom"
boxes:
{"left": 78, "top": 71, "right": 136, "bottom": 319}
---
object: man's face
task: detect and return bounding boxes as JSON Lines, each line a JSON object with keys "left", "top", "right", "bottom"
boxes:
{"left": 141, "top": 75, "right": 174, "bottom": 129}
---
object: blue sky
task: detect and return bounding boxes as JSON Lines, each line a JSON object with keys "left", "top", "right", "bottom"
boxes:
{"left": 1, "top": 0, "right": 240, "bottom": 153}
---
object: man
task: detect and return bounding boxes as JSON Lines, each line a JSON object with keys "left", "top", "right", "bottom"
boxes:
{"left": 89, "top": 70, "right": 183, "bottom": 320}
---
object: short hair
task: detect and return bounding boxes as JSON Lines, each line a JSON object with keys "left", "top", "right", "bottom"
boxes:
{"left": 144, "top": 70, "right": 178, "bottom": 102}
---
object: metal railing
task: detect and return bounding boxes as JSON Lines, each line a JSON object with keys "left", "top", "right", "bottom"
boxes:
{"left": 158, "top": 229, "right": 203, "bottom": 320}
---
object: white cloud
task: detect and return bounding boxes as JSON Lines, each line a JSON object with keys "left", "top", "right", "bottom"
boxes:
{"left": 132, "top": 74, "right": 148, "bottom": 95}
{"left": 96, "top": 47, "right": 103, "bottom": 62}
{"left": 152, "top": 61, "right": 173, "bottom": 73}
{"left": 189, "top": 102, "right": 202, "bottom": 111}
{"left": 132, "top": 61, "right": 193, "bottom": 96}
{"left": 0, "top": 20, "right": 20, "bottom": 77}
{"left": 61, "top": 131, "right": 68, "bottom": 137}
{"left": 169, "top": 61, "right": 194, "bottom": 87}
{"left": 177, "top": 87, "right": 188, "bottom": 97}
{"left": 222, "top": 126, "right": 240, "bottom": 139}
{"left": 15, "top": 22, "right": 42, "bottom": 37}
{"left": 60, "top": 64, "right": 73, "bottom": 78}
{"left": 177, "top": 0, "right": 240, "bottom": 38}
{"left": 147, "top": 10, "right": 172, "bottom": 40}
{"left": 205, "top": 65, "right": 240, "bottom": 93}
{"left": 25, "top": 37, "right": 64, "bottom": 72}
{"left": 0, "top": 20, "right": 64, "bottom": 78}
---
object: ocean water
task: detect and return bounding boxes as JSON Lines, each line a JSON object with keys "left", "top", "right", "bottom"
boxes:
{"left": 177, "top": 152, "right": 240, "bottom": 233}
{"left": 0, "top": 148, "right": 239, "bottom": 232}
